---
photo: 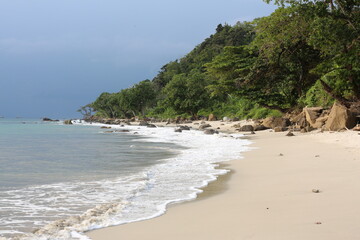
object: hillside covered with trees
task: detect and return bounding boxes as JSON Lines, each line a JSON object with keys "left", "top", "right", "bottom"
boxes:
{"left": 83, "top": 0, "right": 359, "bottom": 120}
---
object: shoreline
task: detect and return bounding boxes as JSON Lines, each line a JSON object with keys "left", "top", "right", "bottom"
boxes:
{"left": 87, "top": 127, "right": 360, "bottom": 240}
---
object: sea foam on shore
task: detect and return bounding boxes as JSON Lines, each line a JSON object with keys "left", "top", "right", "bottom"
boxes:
{"left": 1, "top": 122, "right": 250, "bottom": 240}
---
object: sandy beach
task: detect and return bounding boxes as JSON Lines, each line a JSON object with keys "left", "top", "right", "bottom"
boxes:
{"left": 87, "top": 122, "right": 360, "bottom": 240}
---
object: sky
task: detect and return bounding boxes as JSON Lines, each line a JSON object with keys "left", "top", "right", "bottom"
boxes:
{"left": 0, "top": 0, "right": 277, "bottom": 119}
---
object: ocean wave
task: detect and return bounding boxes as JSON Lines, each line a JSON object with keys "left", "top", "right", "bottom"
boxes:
{"left": 0, "top": 123, "right": 251, "bottom": 240}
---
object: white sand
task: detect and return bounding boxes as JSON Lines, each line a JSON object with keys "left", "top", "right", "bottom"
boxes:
{"left": 87, "top": 124, "right": 360, "bottom": 240}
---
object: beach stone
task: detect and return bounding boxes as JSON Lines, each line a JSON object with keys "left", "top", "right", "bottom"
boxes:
{"left": 304, "top": 107, "right": 323, "bottom": 127}
{"left": 286, "top": 131, "right": 295, "bottom": 136}
{"left": 179, "top": 125, "right": 191, "bottom": 131}
{"left": 312, "top": 189, "right": 320, "bottom": 193}
{"left": 100, "top": 126, "right": 111, "bottom": 129}
{"left": 199, "top": 124, "right": 211, "bottom": 130}
{"left": 352, "top": 124, "right": 360, "bottom": 131}
{"left": 174, "top": 129, "right": 182, "bottom": 133}
{"left": 324, "top": 102, "right": 357, "bottom": 131}
{"left": 223, "top": 116, "right": 230, "bottom": 121}
{"left": 204, "top": 129, "right": 218, "bottom": 135}
{"left": 208, "top": 113, "right": 217, "bottom": 121}
{"left": 291, "top": 111, "right": 306, "bottom": 128}
{"left": 139, "top": 121, "right": 149, "bottom": 126}
{"left": 239, "top": 125, "right": 254, "bottom": 132}
{"left": 262, "top": 117, "right": 290, "bottom": 129}
{"left": 146, "top": 124, "right": 157, "bottom": 128}
{"left": 254, "top": 124, "right": 268, "bottom": 131}
{"left": 274, "top": 127, "right": 287, "bottom": 132}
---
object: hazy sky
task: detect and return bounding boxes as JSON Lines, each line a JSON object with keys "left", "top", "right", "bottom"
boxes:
{"left": 0, "top": 0, "right": 277, "bottom": 118}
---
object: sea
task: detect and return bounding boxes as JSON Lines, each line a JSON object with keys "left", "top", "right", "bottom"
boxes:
{"left": 0, "top": 118, "right": 250, "bottom": 240}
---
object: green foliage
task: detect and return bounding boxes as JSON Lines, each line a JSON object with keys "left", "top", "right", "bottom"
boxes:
{"left": 88, "top": 2, "right": 358, "bottom": 120}
{"left": 301, "top": 80, "right": 334, "bottom": 107}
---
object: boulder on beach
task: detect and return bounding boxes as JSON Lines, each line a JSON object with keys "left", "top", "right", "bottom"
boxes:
{"left": 239, "top": 125, "right": 254, "bottom": 132}
{"left": 254, "top": 124, "right": 268, "bottom": 131}
{"left": 174, "top": 129, "right": 182, "bottom": 133}
{"left": 139, "top": 121, "right": 149, "bottom": 126}
{"left": 199, "top": 124, "right": 211, "bottom": 130}
{"left": 262, "top": 117, "right": 290, "bottom": 129}
{"left": 147, "top": 124, "right": 157, "bottom": 128}
{"left": 208, "top": 114, "right": 217, "bottom": 121}
{"left": 324, "top": 102, "right": 357, "bottom": 131}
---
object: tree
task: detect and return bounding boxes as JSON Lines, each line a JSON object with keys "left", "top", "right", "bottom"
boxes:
{"left": 162, "top": 71, "right": 210, "bottom": 116}
{"left": 77, "top": 104, "right": 94, "bottom": 119}
{"left": 263, "top": 0, "right": 360, "bottom": 106}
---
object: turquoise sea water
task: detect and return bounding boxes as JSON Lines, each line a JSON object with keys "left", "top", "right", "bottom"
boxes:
{"left": 0, "top": 119, "right": 177, "bottom": 189}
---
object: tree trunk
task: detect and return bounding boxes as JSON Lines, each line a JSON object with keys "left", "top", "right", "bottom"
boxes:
{"left": 319, "top": 79, "right": 351, "bottom": 108}
{"left": 258, "top": 103, "right": 289, "bottom": 113}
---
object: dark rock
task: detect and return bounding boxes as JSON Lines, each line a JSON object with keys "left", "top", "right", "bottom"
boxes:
{"left": 199, "top": 124, "right": 211, "bottom": 130}
{"left": 239, "top": 125, "right": 254, "bottom": 132}
{"left": 174, "top": 129, "right": 182, "bottom": 133}
{"left": 63, "top": 120, "right": 73, "bottom": 125}
{"left": 115, "top": 129, "right": 130, "bottom": 133}
{"left": 204, "top": 129, "right": 218, "bottom": 135}
{"left": 286, "top": 131, "right": 295, "bottom": 137}
{"left": 101, "top": 126, "right": 111, "bottom": 129}
{"left": 42, "top": 118, "right": 59, "bottom": 122}
{"left": 233, "top": 117, "right": 240, "bottom": 121}
{"left": 147, "top": 124, "right": 157, "bottom": 128}
{"left": 263, "top": 117, "right": 291, "bottom": 129}
{"left": 179, "top": 125, "right": 191, "bottom": 131}
{"left": 139, "top": 121, "right": 149, "bottom": 126}
{"left": 254, "top": 125, "right": 268, "bottom": 131}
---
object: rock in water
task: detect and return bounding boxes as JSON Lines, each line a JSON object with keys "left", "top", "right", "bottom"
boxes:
{"left": 63, "top": 120, "right": 73, "bottom": 125}
{"left": 204, "top": 129, "right": 218, "bottom": 135}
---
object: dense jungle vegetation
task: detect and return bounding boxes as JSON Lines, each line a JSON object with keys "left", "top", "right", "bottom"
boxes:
{"left": 82, "top": 0, "right": 359, "bottom": 120}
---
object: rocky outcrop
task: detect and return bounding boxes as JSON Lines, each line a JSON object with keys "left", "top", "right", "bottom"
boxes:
{"left": 324, "top": 102, "right": 357, "bottom": 131}
{"left": 63, "top": 120, "right": 73, "bottom": 125}
{"left": 262, "top": 117, "right": 290, "bottom": 129}
{"left": 43, "top": 118, "right": 59, "bottom": 122}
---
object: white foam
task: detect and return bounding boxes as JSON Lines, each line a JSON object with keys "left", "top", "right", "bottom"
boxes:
{"left": 0, "top": 122, "right": 251, "bottom": 240}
